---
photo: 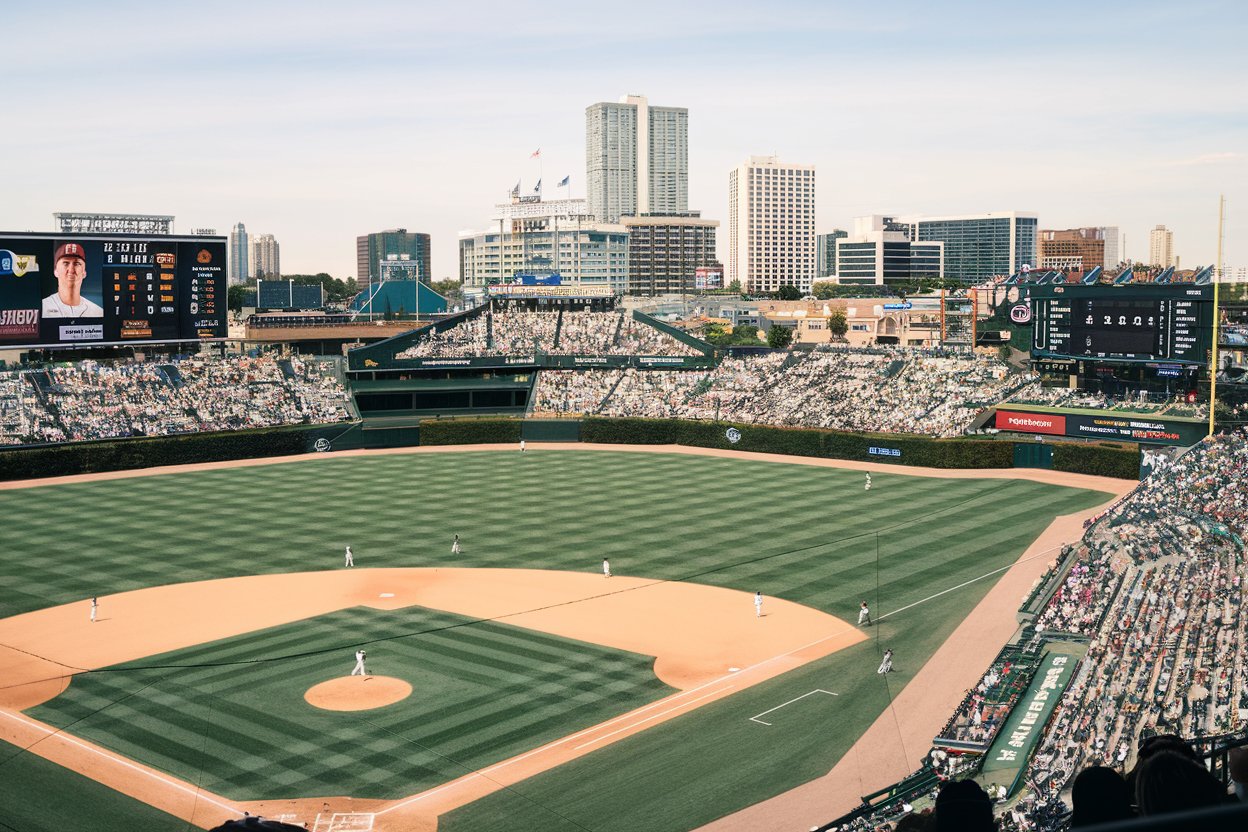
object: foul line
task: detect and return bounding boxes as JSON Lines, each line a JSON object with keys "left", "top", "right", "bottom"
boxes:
{"left": 749, "top": 689, "right": 838, "bottom": 726}
{"left": 0, "top": 708, "right": 238, "bottom": 814}
{"left": 573, "top": 686, "right": 733, "bottom": 750}
{"left": 876, "top": 549, "right": 1052, "bottom": 622}
{"left": 378, "top": 624, "right": 863, "bottom": 817}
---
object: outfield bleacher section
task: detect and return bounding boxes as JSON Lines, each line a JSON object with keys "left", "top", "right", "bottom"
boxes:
{"left": 0, "top": 355, "right": 353, "bottom": 447}
{"left": 532, "top": 346, "right": 1032, "bottom": 437}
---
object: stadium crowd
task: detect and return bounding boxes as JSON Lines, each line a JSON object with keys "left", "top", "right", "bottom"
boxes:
{"left": 835, "top": 430, "right": 1248, "bottom": 831}
{"left": 395, "top": 307, "right": 702, "bottom": 359}
{"left": 531, "top": 347, "right": 1028, "bottom": 437}
{"left": 0, "top": 355, "right": 352, "bottom": 446}
{"left": 1004, "top": 384, "right": 1210, "bottom": 420}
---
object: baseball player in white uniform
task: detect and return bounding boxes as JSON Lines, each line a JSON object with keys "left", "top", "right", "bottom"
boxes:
{"left": 344, "top": 546, "right": 354, "bottom": 567}
{"left": 90, "top": 596, "right": 98, "bottom": 623}
{"left": 451, "top": 535, "right": 461, "bottom": 555}
{"left": 877, "top": 649, "right": 894, "bottom": 674}
{"left": 858, "top": 601, "right": 871, "bottom": 626}
{"left": 865, "top": 473, "right": 872, "bottom": 491}
{"left": 351, "top": 649, "right": 368, "bottom": 676}
{"left": 602, "top": 558, "right": 611, "bottom": 578}
{"left": 754, "top": 591, "right": 763, "bottom": 618}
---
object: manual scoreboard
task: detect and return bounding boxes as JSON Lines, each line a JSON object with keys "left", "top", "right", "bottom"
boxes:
{"left": 0, "top": 232, "right": 226, "bottom": 348}
{"left": 1031, "top": 284, "right": 1212, "bottom": 364}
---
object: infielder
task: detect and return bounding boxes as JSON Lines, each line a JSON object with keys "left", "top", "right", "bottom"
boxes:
{"left": 90, "top": 596, "right": 97, "bottom": 623}
{"left": 344, "top": 546, "right": 354, "bottom": 567}
{"left": 877, "top": 649, "right": 894, "bottom": 674}
{"left": 602, "top": 558, "right": 611, "bottom": 578}
{"left": 865, "top": 473, "right": 872, "bottom": 491}
{"left": 451, "top": 534, "right": 461, "bottom": 555}
{"left": 754, "top": 591, "right": 763, "bottom": 618}
{"left": 858, "top": 601, "right": 871, "bottom": 626}
{"left": 351, "top": 649, "right": 368, "bottom": 676}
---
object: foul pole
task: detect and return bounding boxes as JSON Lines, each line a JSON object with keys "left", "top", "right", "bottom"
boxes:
{"left": 1209, "top": 196, "right": 1226, "bottom": 436}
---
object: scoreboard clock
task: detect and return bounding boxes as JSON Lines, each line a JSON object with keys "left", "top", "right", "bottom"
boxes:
{"left": 1031, "top": 284, "right": 1212, "bottom": 364}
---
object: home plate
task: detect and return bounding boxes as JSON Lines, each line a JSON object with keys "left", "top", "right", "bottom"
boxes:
{"left": 729, "top": 667, "right": 741, "bottom": 672}
{"left": 380, "top": 593, "right": 395, "bottom": 598}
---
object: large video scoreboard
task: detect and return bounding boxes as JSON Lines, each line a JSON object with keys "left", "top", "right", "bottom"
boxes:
{"left": 1031, "top": 284, "right": 1213, "bottom": 365}
{"left": 0, "top": 232, "right": 226, "bottom": 349}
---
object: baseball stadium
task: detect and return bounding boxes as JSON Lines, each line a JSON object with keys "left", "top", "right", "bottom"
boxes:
{"left": 1, "top": 252, "right": 1247, "bottom": 832}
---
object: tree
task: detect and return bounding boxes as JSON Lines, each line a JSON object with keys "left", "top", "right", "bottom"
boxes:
{"left": 732, "top": 324, "right": 761, "bottom": 344}
{"left": 767, "top": 324, "right": 793, "bottom": 348}
{"left": 227, "top": 284, "right": 252, "bottom": 313}
{"left": 777, "top": 285, "right": 802, "bottom": 301}
{"left": 812, "top": 281, "right": 837, "bottom": 300}
{"left": 727, "top": 279, "right": 742, "bottom": 294}
{"left": 827, "top": 309, "right": 848, "bottom": 339}
{"left": 430, "top": 279, "right": 464, "bottom": 303}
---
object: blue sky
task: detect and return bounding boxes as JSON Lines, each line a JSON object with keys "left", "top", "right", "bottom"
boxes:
{"left": 2, "top": 0, "right": 1244, "bottom": 280}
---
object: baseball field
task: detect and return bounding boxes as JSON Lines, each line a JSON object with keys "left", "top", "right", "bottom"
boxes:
{"left": 0, "top": 446, "right": 1119, "bottom": 832}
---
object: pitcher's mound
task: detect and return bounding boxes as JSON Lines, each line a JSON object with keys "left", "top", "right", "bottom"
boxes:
{"left": 305, "top": 676, "right": 412, "bottom": 711}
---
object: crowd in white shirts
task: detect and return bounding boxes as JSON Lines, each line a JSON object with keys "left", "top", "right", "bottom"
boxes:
{"left": 0, "top": 355, "right": 352, "bottom": 446}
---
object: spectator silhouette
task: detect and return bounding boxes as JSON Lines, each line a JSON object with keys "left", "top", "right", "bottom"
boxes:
{"left": 1070, "top": 766, "right": 1134, "bottom": 827}
{"left": 933, "top": 779, "right": 996, "bottom": 832}
{"left": 1135, "top": 750, "right": 1229, "bottom": 817}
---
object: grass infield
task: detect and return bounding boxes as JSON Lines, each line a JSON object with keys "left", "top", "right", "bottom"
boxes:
{"left": 0, "top": 450, "right": 1110, "bottom": 831}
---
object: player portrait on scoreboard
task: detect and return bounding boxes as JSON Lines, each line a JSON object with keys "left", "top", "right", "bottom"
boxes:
{"left": 42, "top": 242, "right": 104, "bottom": 319}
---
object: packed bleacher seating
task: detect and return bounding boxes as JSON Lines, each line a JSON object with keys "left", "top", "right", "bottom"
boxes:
{"left": 0, "top": 355, "right": 352, "bottom": 447}
{"left": 827, "top": 431, "right": 1248, "bottom": 831}
{"left": 395, "top": 307, "right": 702, "bottom": 359}
{"left": 1005, "top": 383, "right": 1210, "bottom": 420}
{"left": 531, "top": 347, "right": 1029, "bottom": 437}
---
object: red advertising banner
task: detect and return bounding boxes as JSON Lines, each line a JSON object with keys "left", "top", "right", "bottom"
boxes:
{"left": 996, "top": 410, "right": 1067, "bottom": 435}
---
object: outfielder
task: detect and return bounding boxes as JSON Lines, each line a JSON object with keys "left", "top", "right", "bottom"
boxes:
{"left": 865, "top": 473, "right": 872, "bottom": 491}
{"left": 877, "top": 649, "right": 894, "bottom": 674}
{"left": 351, "top": 649, "right": 368, "bottom": 676}
{"left": 451, "top": 534, "right": 461, "bottom": 555}
{"left": 603, "top": 558, "right": 611, "bottom": 578}
{"left": 344, "top": 546, "right": 354, "bottom": 567}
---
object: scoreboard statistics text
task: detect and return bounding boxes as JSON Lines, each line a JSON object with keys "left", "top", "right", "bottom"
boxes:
{"left": 1031, "top": 284, "right": 1212, "bottom": 364}
{"left": 0, "top": 233, "right": 226, "bottom": 348}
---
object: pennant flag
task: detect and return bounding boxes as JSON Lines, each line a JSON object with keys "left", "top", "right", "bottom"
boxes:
{"left": 558, "top": 175, "right": 570, "bottom": 187}
{"left": 533, "top": 179, "right": 542, "bottom": 194}
{"left": 530, "top": 148, "right": 541, "bottom": 159}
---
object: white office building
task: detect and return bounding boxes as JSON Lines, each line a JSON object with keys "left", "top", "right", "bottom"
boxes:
{"left": 250, "top": 233, "right": 280, "bottom": 279}
{"left": 459, "top": 196, "right": 628, "bottom": 292}
{"left": 586, "top": 94, "right": 688, "bottom": 223}
{"left": 1149, "top": 224, "right": 1174, "bottom": 268}
{"left": 727, "top": 156, "right": 816, "bottom": 294}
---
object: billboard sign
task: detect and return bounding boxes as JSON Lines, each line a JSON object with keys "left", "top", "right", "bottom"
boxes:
{"left": 995, "top": 407, "right": 1204, "bottom": 446}
{"left": 0, "top": 233, "right": 226, "bottom": 348}
{"left": 695, "top": 267, "right": 723, "bottom": 290}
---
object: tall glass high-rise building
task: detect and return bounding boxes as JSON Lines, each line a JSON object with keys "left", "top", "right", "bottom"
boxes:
{"left": 250, "top": 233, "right": 280, "bottom": 279}
{"left": 228, "top": 222, "right": 249, "bottom": 285}
{"left": 896, "top": 212, "right": 1038, "bottom": 282}
{"left": 586, "top": 95, "right": 688, "bottom": 223}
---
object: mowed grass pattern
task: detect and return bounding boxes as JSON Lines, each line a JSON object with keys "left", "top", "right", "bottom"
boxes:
{"left": 0, "top": 450, "right": 1112, "bottom": 831}
{"left": 27, "top": 607, "right": 672, "bottom": 799}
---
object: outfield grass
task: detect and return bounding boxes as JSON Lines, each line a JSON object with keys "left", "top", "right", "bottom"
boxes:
{"left": 0, "top": 450, "right": 1111, "bottom": 831}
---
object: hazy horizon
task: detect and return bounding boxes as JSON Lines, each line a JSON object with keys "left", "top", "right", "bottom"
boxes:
{"left": 3, "top": 0, "right": 1244, "bottom": 281}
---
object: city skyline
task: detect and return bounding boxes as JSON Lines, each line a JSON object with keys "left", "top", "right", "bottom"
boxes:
{"left": 2, "top": 1, "right": 1244, "bottom": 281}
